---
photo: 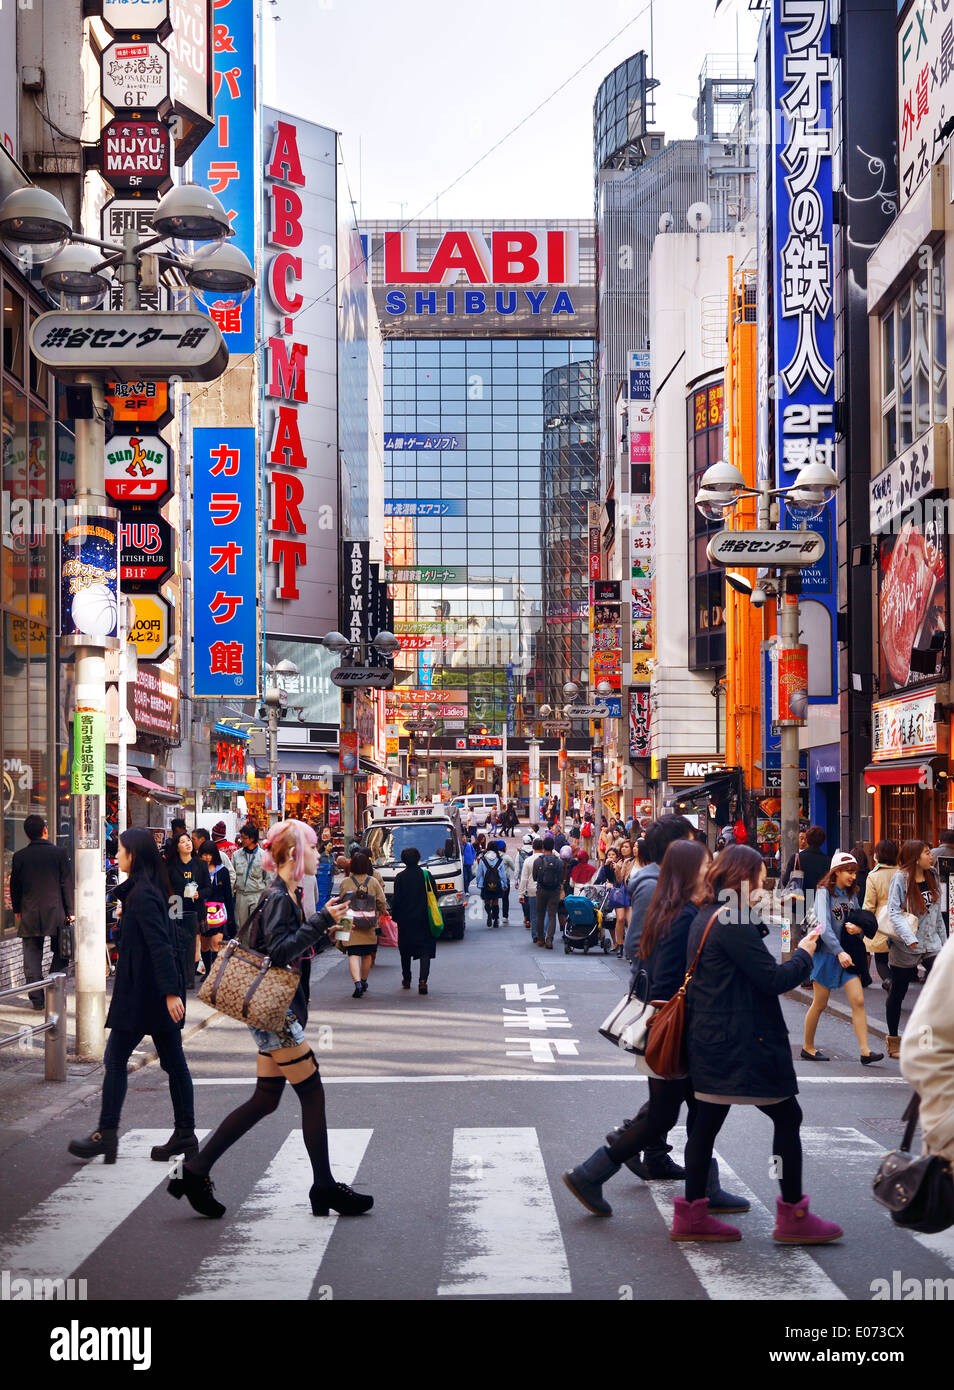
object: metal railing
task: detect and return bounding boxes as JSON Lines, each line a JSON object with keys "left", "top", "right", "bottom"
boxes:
{"left": 0, "top": 973, "right": 68, "bottom": 1081}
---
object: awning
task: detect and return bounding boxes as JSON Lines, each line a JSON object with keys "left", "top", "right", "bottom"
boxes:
{"left": 669, "top": 774, "right": 737, "bottom": 805}
{"left": 360, "top": 756, "right": 403, "bottom": 784}
{"left": 126, "top": 774, "right": 180, "bottom": 804}
{"left": 864, "top": 757, "right": 945, "bottom": 788}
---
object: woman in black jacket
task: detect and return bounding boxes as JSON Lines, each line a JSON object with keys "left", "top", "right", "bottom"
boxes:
{"left": 563, "top": 840, "right": 745, "bottom": 1217}
{"left": 165, "top": 831, "right": 212, "bottom": 992}
{"left": 392, "top": 846, "right": 436, "bottom": 993}
{"left": 68, "top": 828, "right": 194, "bottom": 1165}
{"left": 168, "top": 820, "right": 371, "bottom": 1221}
{"left": 673, "top": 845, "right": 842, "bottom": 1244}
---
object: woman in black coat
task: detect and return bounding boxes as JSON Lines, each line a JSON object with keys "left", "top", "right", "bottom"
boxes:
{"left": 392, "top": 846, "right": 436, "bottom": 994}
{"left": 165, "top": 831, "right": 212, "bottom": 992}
{"left": 68, "top": 828, "right": 194, "bottom": 1165}
{"left": 674, "top": 845, "right": 842, "bottom": 1245}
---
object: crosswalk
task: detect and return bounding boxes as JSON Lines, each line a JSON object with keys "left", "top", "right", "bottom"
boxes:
{"left": 1, "top": 1123, "right": 952, "bottom": 1300}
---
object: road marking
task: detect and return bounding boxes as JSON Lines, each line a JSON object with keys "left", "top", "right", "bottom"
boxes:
{"left": 190, "top": 1073, "right": 907, "bottom": 1086}
{"left": 178, "top": 1129, "right": 373, "bottom": 1301}
{"left": 438, "top": 1127, "right": 571, "bottom": 1297}
{"left": 646, "top": 1130, "right": 845, "bottom": 1301}
{"left": 0, "top": 1129, "right": 209, "bottom": 1281}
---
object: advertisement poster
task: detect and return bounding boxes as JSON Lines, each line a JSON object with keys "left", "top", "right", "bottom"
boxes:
{"left": 339, "top": 729, "right": 359, "bottom": 773}
{"left": 878, "top": 517, "right": 947, "bottom": 693}
{"left": 60, "top": 516, "right": 119, "bottom": 639}
{"left": 629, "top": 690, "right": 651, "bottom": 759}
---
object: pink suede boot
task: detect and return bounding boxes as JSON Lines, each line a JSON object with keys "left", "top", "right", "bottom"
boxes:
{"left": 670, "top": 1196, "right": 741, "bottom": 1242}
{"left": 773, "top": 1194, "right": 843, "bottom": 1244}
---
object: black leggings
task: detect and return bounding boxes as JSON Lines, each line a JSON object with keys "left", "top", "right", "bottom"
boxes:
{"left": 886, "top": 955, "right": 936, "bottom": 1035}
{"left": 606, "top": 1078, "right": 696, "bottom": 1164}
{"left": 684, "top": 1097, "right": 803, "bottom": 1204}
{"left": 400, "top": 950, "right": 430, "bottom": 982}
{"left": 100, "top": 1027, "right": 194, "bottom": 1131}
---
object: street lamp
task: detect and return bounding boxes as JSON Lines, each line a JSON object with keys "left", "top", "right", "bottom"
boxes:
{"left": 405, "top": 710, "right": 437, "bottom": 800}
{"left": 318, "top": 628, "right": 397, "bottom": 839}
{"left": 0, "top": 180, "right": 255, "bottom": 1063}
{"left": 694, "top": 457, "right": 840, "bottom": 909}
{"left": 263, "top": 660, "right": 300, "bottom": 827}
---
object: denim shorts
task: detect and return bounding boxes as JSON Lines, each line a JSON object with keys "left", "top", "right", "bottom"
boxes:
{"left": 248, "top": 1010, "right": 306, "bottom": 1052}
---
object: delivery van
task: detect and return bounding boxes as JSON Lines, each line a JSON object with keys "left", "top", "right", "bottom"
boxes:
{"left": 362, "top": 803, "right": 466, "bottom": 939}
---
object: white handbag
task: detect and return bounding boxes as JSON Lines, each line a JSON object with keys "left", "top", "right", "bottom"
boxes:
{"left": 876, "top": 905, "right": 918, "bottom": 942}
{"left": 599, "top": 972, "right": 657, "bottom": 1055}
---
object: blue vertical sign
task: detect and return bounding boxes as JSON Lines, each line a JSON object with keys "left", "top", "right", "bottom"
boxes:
{"left": 191, "top": 0, "right": 256, "bottom": 354}
{"left": 506, "top": 661, "right": 516, "bottom": 737}
{"left": 772, "top": 0, "right": 837, "bottom": 695}
{"left": 193, "top": 427, "right": 257, "bottom": 697}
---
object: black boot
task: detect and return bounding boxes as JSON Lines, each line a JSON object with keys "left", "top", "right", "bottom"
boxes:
{"left": 640, "top": 1151, "right": 686, "bottom": 1180}
{"left": 150, "top": 1129, "right": 199, "bottom": 1162}
{"left": 309, "top": 1181, "right": 373, "bottom": 1216}
{"left": 167, "top": 1165, "right": 226, "bottom": 1218}
{"left": 561, "top": 1146, "right": 621, "bottom": 1216}
{"left": 706, "top": 1156, "right": 750, "bottom": 1214}
{"left": 68, "top": 1129, "right": 118, "bottom": 1164}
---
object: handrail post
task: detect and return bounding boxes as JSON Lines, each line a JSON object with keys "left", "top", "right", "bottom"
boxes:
{"left": 45, "top": 972, "right": 67, "bottom": 1082}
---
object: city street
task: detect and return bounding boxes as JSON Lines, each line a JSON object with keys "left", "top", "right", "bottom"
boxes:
{"left": 0, "top": 870, "right": 944, "bottom": 1306}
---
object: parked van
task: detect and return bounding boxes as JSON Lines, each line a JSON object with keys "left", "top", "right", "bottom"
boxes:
{"left": 450, "top": 793, "right": 501, "bottom": 827}
{"left": 361, "top": 803, "right": 466, "bottom": 939}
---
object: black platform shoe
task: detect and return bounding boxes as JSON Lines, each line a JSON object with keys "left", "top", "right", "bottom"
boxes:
{"left": 68, "top": 1129, "right": 118, "bottom": 1164}
{"left": 167, "top": 1166, "right": 225, "bottom": 1218}
{"left": 309, "top": 1180, "right": 374, "bottom": 1216}
{"left": 150, "top": 1129, "right": 199, "bottom": 1162}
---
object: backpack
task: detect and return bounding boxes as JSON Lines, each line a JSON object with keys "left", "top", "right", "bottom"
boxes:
{"left": 535, "top": 854, "right": 563, "bottom": 892}
{"left": 481, "top": 853, "right": 503, "bottom": 899}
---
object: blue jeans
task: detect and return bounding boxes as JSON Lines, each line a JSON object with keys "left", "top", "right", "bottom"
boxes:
{"left": 100, "top": 1027, "right": 194, "bottom": 1131}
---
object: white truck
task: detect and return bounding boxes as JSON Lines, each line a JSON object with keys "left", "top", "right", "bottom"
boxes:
{"left": 361, "top": 802, "right": 467, "bottom": 939}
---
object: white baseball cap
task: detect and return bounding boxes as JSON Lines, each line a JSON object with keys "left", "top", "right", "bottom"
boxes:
{"left": 523, "top": 833, "right": 533, "bottom": 844}
{"left": 829, "top": 850, "right": 858, "bottom": 870}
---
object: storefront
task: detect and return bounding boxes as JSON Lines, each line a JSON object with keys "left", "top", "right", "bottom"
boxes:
{"left": 662, "top": 755, "right": 739, "bottom": 842}
{"left": 809, "top": 743, "right": 840, "bottom": 849}
{"left": 865, "top": 688, "right": 948, "bottom": 846}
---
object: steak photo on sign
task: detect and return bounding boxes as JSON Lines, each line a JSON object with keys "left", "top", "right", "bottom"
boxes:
{"left": 878, "top": 519, "right": 946, "bottom": 691}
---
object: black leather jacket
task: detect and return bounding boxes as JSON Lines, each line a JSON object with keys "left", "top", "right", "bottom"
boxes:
{"left": 256, "top": 881, "right": 334, "bottom": 1026}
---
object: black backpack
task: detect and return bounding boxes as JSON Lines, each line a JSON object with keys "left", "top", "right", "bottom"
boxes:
{"left": 481, "top": 853, "right": 503, "bottom": 898}
{"left": 535, "top": 853, "right": 563, "bottom": 892}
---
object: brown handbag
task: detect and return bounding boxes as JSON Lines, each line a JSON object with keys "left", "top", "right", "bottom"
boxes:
{"left": 198, "top": 938, "right": 300, "bottom": 1033}
{"left": 643, "top": 908, "right": 720, "bottom": 1081}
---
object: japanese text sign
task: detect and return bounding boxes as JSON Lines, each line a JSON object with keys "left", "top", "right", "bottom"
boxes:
{"left": 192, "top": 427, "right": 257, "bottom": 697}
{"left": 72, "top": 712, "right": 106, "bottom": 797}
{"left": 31, "top": 312, "right": 227, "bottom": 382}
{"left": 897, "top": 0, "right": 954, "bottom": 206}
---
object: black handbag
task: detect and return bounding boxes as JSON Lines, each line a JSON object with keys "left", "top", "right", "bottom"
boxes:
{"left": 872, "top": 1092, "right": 954, "bottom": 1234}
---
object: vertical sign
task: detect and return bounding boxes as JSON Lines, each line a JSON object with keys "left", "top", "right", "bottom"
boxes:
{"left": 772, "top": 0, "right": 837, "bottom": 692}
{"left": 344, "top": 540, "right": 370, "bottom": 650}
{"left": 193, "top": 427, "right": 257, "bottom": 697}
{"left": 191, "top": 0, "right": 255, "bottom": 352}
{"left": 897, "top": 0, "right": 954, "bottom": 206}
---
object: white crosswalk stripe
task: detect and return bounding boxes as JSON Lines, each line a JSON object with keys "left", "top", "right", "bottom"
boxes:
{"left": 0, "top": 1129, "right": 209, "bottom": 1282}
{"left": 438, "top": 1127, "right": 571, "bottom": 1296}
{"left": 178, "top": 1129, "right": 373, "bottom": 1301}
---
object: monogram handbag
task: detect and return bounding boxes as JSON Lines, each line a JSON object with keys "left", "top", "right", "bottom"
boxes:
{"left": 198, "top": 938, "right": 300, "bottom": 1033}
{"left": 598, "top": 971, "right": 657, "bottom": 1055}
{"left": 873, "top": 1092, "right": 954, "bottom": 1234}
{"left": 643, "top": 909, "right": 720, "bottom": 1081}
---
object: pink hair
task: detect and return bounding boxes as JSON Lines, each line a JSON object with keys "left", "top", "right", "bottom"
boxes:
{"left": 261, "top": 819, "right": 316, "bottom": 882}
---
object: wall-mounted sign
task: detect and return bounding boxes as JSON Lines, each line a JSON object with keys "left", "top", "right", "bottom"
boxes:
{"left": 101, "top": 116, "right": 172, "bottom": 191}
{"left": 629, "top": 689, "right": 651, "bottom": 758}
{"left": 119, "top": 511, "right": 173, "bottom": 587}
{"left": 593, "top": 580, "right": 620, "bottom": 603}
{"left": 100, "top": 199, "right": 166, "bottom": 312}
{"left": 872, "top": 687, "right": 938, "bottom": 761}
{"left": 384, "top": 434, "right": 465, "bottom": 452}
{"left": 128, "top": 592, "right": 172, "bottom": 662}
{"left": 869, "top": 424, "right": 947, "bottom": 534}
{"left": 32, "top": 312, "right": 226, "bottom": 382}
{"left": 878, "top": 516, "right": 948, "bottom": 693}
{"left": 105, "top": 434, "right": 172, "bottom": 504}
{"left": 384, "top": 498, "right": 466, "bottom": 516}
{"left": 192, "top": 427, "right": 257, "bottom": 698}
{"left": 330, "top": 666, "right": 394, "bottom": 690}
{"left": 101, "top": 40, "right": 171, "bottom": 114}
{"left": 130, "top": 660, "right": 178, "bottom": 738}
{"left": 666, "top": 756, "right": 731, "bottom": 787}
{"left": 383, "top": 565, "right": 467, "bottom": 584}
{"left": 897, "top": 0, "right": 954, "bottom": 204}
{"left": 165, "top": 0, "right": 214, "bottom": 163}
{"left": 707, "top": 529, "right": 826, "bottom": 567}
{"left": 97, "top": 0, "right": 173, "bottom": 36}
{"left": 60, "top": 516, "right": 118, "bottom": 640}
{"left": 72, "top": 712, "right": 106, "bottom": 797}
{"left": 629, "top": 350, "right": 651, "bottom": 401}
{"left": 105, "top": 379, "right": 173, "bottom": 427}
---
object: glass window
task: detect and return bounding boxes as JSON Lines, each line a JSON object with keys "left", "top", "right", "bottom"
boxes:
{"left": 3, "top": 284, "right": 24, "bottom": 382}
{"left": 933, "top": 253, "right": 947, "bottom": 422}
{"left": 914, "top": 267, "right": 931, "bottom": 438}
{"left": 897, "top": 289, "right": 913, "bottom": 449}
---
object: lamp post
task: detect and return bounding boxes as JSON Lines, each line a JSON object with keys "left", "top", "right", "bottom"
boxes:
{"left": 562, "top": 680, "right": 587, "bottom": 825}
{"left": 405, "top": 711, "right": 437, "bottom": 800}
{"left": 263, "top": 659, "right": 299, "bottom": 827}
{"left": 0, "top": 184, "right": 253, "bottom": 1060}
{"left": 593, "top": 679, "right": 615, "bottom": 840}
{"left": 695, "top": 457, "right": 838, "bottom": 899}
{"left": 319, "top": 628, "right": 398, "bottom": 842}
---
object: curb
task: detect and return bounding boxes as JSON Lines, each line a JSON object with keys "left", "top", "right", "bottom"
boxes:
{"left": 784, "top": 985, "right": 906, "bottom": 1042}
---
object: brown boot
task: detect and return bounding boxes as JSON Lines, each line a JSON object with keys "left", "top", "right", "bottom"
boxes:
{"left": 886, "top": 1035, "right": 901, "bottom": 1059}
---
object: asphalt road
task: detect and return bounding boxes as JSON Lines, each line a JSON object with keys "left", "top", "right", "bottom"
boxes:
{"left": 1, "top": 853, "right": 950, "bottom": 1312}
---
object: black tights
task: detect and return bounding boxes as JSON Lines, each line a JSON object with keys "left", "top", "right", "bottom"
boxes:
{"left": 187, "top": 1052, "right": 333, "bottom": 1188}
{"left": 606, "top": 1078, "right": 696, "bottom": 1164}
{"left": 684, "top": 1097, "right": 803, "bottom": 1204}
{"left": 400, "top": 950, "right": 430, "bottom": 983}
{"left": 887, "top": 956, "right": 936, "bottom": 1035}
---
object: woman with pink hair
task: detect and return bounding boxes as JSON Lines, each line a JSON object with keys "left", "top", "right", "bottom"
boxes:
{"left": 168, "top": 820, "right": 374, "bottom": 1220}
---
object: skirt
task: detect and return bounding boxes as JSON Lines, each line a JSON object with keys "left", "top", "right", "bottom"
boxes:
{"left": 810, "top": 950, "right": 852, "bottom": 990}
{"left": 346, "top": 943, "right": 377, "bottom": 957}
{"left": 695, "top": 1093, "right": 789, "bottom": 1106}
{"left": 248, "top": 1009, "right": 306, "bottom": 1052}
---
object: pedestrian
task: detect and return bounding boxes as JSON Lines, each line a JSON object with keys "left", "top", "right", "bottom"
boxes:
{"left": 674, "top": 845, "right": 842, "bottom": 1244}
{"left": 192, "top": 826, "right": 212, "bottom": 858}
{"left": 610, "top": 841, "right": 635, "bottom": 957}
{"left": 570, "top": 850, "right": 597, "bottom": 886}
{"left": 781, "top": 824, "right": 830, "bottom": 892}
{"left": 532, "top": 837, "right": 564, "bottom": 948}
{"left": 476, "top": 839, "right": 508, "bottom": 928}
{"left": 900, "top": 931, "right": 954, "bottom": 1169}
{"left": 563, "top": 838, "right": 747, "bottom": 1217}
{"left": 580, "top": 814, "right": 594, "bottom": 856}
{"left": 884, "top": 839, "right": 947, "bottom": 1058}
{"left": 930, "top": 829, "right": 954, "bottom": 936}
{"left": 211, "top": 820, "right": 236, "bottom": 860}
{"left": 168, "top": 820, "right": 370, "bottom": 1219}
{"left": 231, "top": 822, "right": 271, "bottom": 931}
{"left": 462, "top": 834, "right": 476, "bottom": 892}
{"left": 163, "top": 830, "right": 212, "bottom": 991}
{"left": 68, "top": 828, "right": 194, "bottom": 1166}
{"left": 519, "top": 837, "right": 544, "bottom": 939}
{"left": 861, "top": 839, "right": 897, "bottom": 990}
{"left": 594, "top": 846, "right": 619, "bottom": 885}
{"left": 800, "top": 851, "right": 884, "bottom": 1065}
{"left": 850, "top": 841, "right": 871, "bottom": 902}
{"left": 623, "top": 815, "right": 695, "bottom": 963}
{"left": 516, "top": 834, "right": 536, "bottom": 929}
{"left": 162, "top": 817, "right": 188, "bottom": 858}
{"left": 392, "top": 847, "right": 436, "bottom": 994}
{"left": 496, "top": 838, "right": 517, "bottom": 921}
{"left": 10, "top": 814, "right": 73, "bottom": 1010}
{"left": 315, "top": 836, "right": 335, "bottom": 912}
{"left": 198, "top": 841, "right": 236, "bottom": 976}
{"left": 338, "top": 850, "right": 387, "bottom": 997}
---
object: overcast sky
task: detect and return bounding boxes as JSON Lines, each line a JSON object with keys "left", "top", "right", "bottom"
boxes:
{"left": 263, "top": 0, "right": 763, "bottom": 222}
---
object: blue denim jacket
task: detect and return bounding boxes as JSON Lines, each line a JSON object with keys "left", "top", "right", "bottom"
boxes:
{"left": 887, "top": 871, "right": 946, "bottom": 954}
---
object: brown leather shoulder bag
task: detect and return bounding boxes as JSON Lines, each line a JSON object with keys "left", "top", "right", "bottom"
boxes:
{"left": 643, "top": 908, "right": 720, "bottom": 1080}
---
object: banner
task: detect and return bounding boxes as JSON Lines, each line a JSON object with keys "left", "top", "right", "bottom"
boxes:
{"left": 193, "top": 427, "right": 257, "bottom": 697}
{"left": 72, "top": 711, "right": 106, "bottom": 796}
{"left": 60, "top": 516, "right": 119, "bottom": 640}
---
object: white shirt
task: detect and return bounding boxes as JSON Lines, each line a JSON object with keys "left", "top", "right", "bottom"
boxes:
{"left": 519, "top": 851, "right": 542, "bottom": 898}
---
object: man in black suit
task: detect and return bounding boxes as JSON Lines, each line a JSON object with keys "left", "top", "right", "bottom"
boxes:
{"left": 10, "top": 815, "right": 74, "bottom": 1009}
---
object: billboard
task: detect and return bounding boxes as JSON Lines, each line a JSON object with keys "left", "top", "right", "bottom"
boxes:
{"left": 192, "top": 427, "right": 257, "bottom": 698}
{"left": 878, "top": 516, "right": 948, "bottom": 694}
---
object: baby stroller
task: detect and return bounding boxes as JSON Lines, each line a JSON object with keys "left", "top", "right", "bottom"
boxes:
{"left": 562, "top": 883, "right": 613, "bottom": 954}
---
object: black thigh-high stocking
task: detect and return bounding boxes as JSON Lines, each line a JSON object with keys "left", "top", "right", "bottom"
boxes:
{"left": 187, "top": 1074, "right": 285, "bottom": 1176}
{"left": 291, "top": 1061, "right": 334, "bottom": 1188}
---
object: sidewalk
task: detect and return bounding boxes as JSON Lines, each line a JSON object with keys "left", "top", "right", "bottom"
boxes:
{"left": 784, "top": 970, "right": 923, "bottom": 1041}
{"left": 0, "top": 974, "right": 220, "bottom": 1155}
